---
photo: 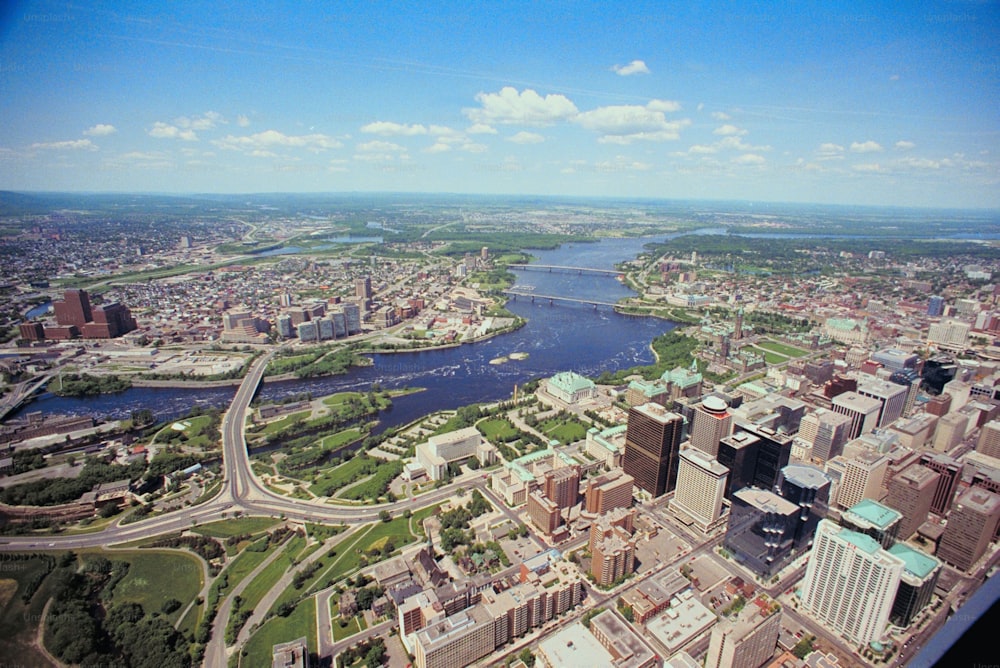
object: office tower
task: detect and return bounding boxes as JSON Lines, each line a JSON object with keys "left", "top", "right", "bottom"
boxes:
{"left": 543, "top": 466, "right": 580, "bottom": 509}
{"left": 885, "top": 464, "right": 940, "bottom": 539}
{"left": 798, "top": 409, "right": 852, "bottom": 462}
{"left": 933, "top": 412, "right": 969, "bottom": 452}
{"left": 690, "top": 396, "right": 732, "bottom": 457}
{"left": 622, "top": 403, "right": 684, "bottom": 497}
{"left": 918, "top": 453, "right": 962, "bottom": 515}
{"left": 856, "top": 377, "right": 909, "bottom": 429}
{"left": 872, "top": 349, "right": 918, "bottom": 373}
{"left": 331, "top": 310, "right": 348, "bottom": 338}
{"left": 977, "top": 420, "right": 1000, "bottom": 460}
{"left": 343, "top": 302, "right": 362, "bottom": 334}
{"left": 922, "top": 357, "right": 957, "bottom": 395}
{"left": 927, "top": 295, "right": 945, "bottom": 317}
{"left": 733, "top": 422, "right": 793, "bottom": 491}
{"left": 317, "top": 316, "right": 335, "bottom": 341}
{"left": 831, "top": 392, "right": 882, "bottom": 440}
{"left": 887, "top": 544, "right": 941, "bottom": 627}
{"left": 705, "top": 596, "right": 782, "bottom": 668}
{"left": 276, "top": 314, "right": 293, "bottom": 338}
{"left": 296, "top": 320, "right": 318, "bottom": 342}
{"left": 840, "top": 499, "right": 901, "bottom": 549}
{"left": 412, "top": 606, "right": 497, "bottom": 668}
{"left": 776, "top": 464, "right": 831, "bottom": 552}
{"left": 669, "top": 449, "right": 729, "bottom": 532}
{"left": 834, "top": 451, "right": 889, "bottom": 511}
{"left": 889, "top": 369, "right": 922, "bottom": 418}
{"left": 924, "top": 393, "right": 952, "bottom": 417}
{"left": 717, "top": 431, "right": 759, "bottom": 499}
{"left": 937, "top": 488, "right": 1000, "bottom": 571}
{"left": 724, "top": 487, "right": 799, "bottom": 578}
{"left": 54, "top": 288, "right": 92, "bottom": 328}
{"left": 927, "top": 320, "right": 970, "bottom": 349}
{"left": 527, "top": 491, "right": 561, "bottom": 535}
{"left": 584, "top": 470, "right": 634, "bottom": 514}
{"left": 800, "top": 519, "right": 904, "bottom": 647}
{"left": 355, "top": 275, "right": 372, "bottom": 300}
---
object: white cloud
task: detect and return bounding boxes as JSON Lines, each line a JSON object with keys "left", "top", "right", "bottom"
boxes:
{"left": 895, "top": 140, "right": 915, "bottom": 151}
{"left": 687, "top": 144, "right": 717, "bottom": 155}
{"left": 464, "top": 87, "right": 578, "bottom": 126}
{"left": 850, "top": 140, "right": 883, "bottom": 153}
{"left": 711, "top": 111, "right": 731, "bottom": 121}
{"left": 213, "top": 130, "right": 343, "bottom": 153}
{"left": 593, "top": 156, "right": 652, "bottom": 172}
{"left": 30, "top": 139, "right": 97, "bottom": 150}
{"left": 460, "top": 142, "right": 488, "bottom": 153}
{"left": 611, "top": 59, "right": 650, "bottom": 76}
{"left": 576, "top": 103, "right": 689, "bottom": 144}
{"left": 647, "top": 99, "right": 682, "bottom": 113}
{"left": 361, "top": 121, "right": 428, "bottom": 136}
{"left": 732, "top": 153, "right": 766, "bottom": 165}
{"left": 174, "top": 111, "right": 225, "bottom": 130}
{"left": 713, "top": 124, "right": 747, "bottom": 136}
{"left": 424, "top": 143, "right": 452, "bottom": 153}
{"left": 815, "top": 143, "right": 845, "bottom": 160}
{"left": 84, "top": 124, "right": 117, "bottom": 136}
{"left": 852, "top": 163, "right": 888, "bottom": 173}
{"left": 466, "top": 123, "right": 498, "bottom": 135}
{"left": 890, "top": 74, "right": 900, "bottom": 81}
{"left": 237, "top": 115, "right": 251, "bottom": 127}
{"left": 356, "top": 140, "right": 406, "bottom": 153}
{"left": 506, "top": 131, "right": 545, "bottom": 145}
{"left": 896, "top": 157, "right": 941, "bottom": 169}
{"left": 149, "top": 122, "right": 198, "bottom": 141}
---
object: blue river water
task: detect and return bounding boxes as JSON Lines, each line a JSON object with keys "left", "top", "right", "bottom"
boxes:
{"left": 14, "top": 236, "right": 677, "bottom": 433}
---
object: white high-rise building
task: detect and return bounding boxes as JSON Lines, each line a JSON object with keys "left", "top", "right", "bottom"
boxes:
{"left": 690, "top": 396, "right": 732, "bottom": 457}
{"left": 800, "top": 519, "right": 904, "bottom": 647}
{"left": 832, "top": 451, "right": 889, "bottom": 510}
{"left": 927, "top": 320, "right": 970, "bottom": 350}
{"left": 831, "top": 392, "right": 882, "bottom": 440}
{"left": 799, "top": 409, "right": 853, "bottom": 462}
{"left": 856, "top": 377, "right": 909, "bottom": 429}
{"left": 669, "top": 448, "right": 729, "bottom": 532}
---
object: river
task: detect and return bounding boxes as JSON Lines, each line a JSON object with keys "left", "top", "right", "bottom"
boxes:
{"left": 13, "top": 235, "right": 677, "bottom": 433}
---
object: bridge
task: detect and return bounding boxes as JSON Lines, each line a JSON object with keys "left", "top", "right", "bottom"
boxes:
{"left": 504, "top": 290, "right": 619, "bottom": 308}
{"left": 0, "top": 372, "right": 55, "bottom": 423}
{"left": 507, "top": 263, "right": 623, "bottom": 276}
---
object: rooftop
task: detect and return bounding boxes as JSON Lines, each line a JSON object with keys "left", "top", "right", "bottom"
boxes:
{"left": 780, "top": 464, "right": 831, "bottom": 490}
{"left": 887, "top": 543, "right": 941, "bottom": 580}
{"left": 549, "top": 370, "right": 596, "bottom": 393}
{"left": 538, "top": 624, "right": 613, "bottom": 668}
{"left": 844, "top": 499, "right": 901, "bottom": 530}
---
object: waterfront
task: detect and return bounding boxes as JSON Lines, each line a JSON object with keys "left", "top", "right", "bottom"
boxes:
{"left": 13, "top": 235, "right": 676, "bottom": 431}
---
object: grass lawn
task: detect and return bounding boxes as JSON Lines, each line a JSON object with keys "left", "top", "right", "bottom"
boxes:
{"left": 477, "top": 418, "right": 520, "bottom": 442}
{"left": 743, "top": 346, "right": 788, "bottom": 364}
{"left": 320, "top": 429, "right": 363, "bottom": 450}
{"left": 330, "top": 605, "right": 367, "bottom": 642}
{"left": 220, "top": 540, "right": 278, "bottom": 593}
{"left": 239, "top": 598, "right": 316, "bottom": 668}
{"left": 254, "top": 410, "right": 311, "bottom": 436}
{"left": 410, "top": 503, "right": 443, "bottom": 539}
{"left": 309, "top": 456, "right": 373, "bottom": 496}
{"left": 239, "top": 535, "right": 305, "bottom": 612}
{"left": 757, "top": 339, "right": 809, "bottom": 358}
{"left": 538, "top": 417, "right": 587, "bottom": 444}
{"left": 321, "top": 391, "right": 359, "bottom": 406}
{"left": 193, "top": 517, "right": 279, "bottom": 539}
{"left": 106, "top": 550, "right": 204, "bottom": 624}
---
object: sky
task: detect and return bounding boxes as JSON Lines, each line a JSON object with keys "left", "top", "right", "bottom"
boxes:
{"left": 0, "top": 1, "right": 998, "bottom": 208}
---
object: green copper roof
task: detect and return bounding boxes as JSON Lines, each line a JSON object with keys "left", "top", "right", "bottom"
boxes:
{"left": 887, "top": 544, "right": 940, "bottom": 579}
{"left": 549, "top": 371, "right": 595, "bottom": 393}
{"left": 845, "top": 499, "right": 901, "bottom": 529}
{"left": 837, "top": 526, "right": 884, "bottom": 555}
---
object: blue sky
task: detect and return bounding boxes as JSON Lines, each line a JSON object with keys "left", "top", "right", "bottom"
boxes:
{"left": 1, "top": 1, "right": 998, "bottom": 207}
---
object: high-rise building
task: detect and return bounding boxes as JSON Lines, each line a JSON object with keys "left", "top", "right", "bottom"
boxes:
{"left": 669, "top": 448, "right": 729, "bottom": 532}
{"left": 733, "top": 422, "right": 793, "bottom": 491}
{"left": 885, "top": 464, "right": 940, "bottom": 539}
{"left": 591, "top": 528, "right": 637, "bottom": 587}
{"left": 937, "top": 488, "right": 1000, "bottom": 572}
{"left": 690, "top": 396, "right": 732, "bottom": 457}
{"left": 543, "top": 466, "right": 580, "bottom": 509}
{"left": 832, "top": 451, "right": 889, "bottom": 511}
{"left": 927, "top": 320, "right": 970, "bottom": 350}
{"left": 927, "top": 295, "right": 945, "bottom": 317}
{"left": 776, "top": 464, "right": 831, "bottom": 553}
{"left": 705, "top": 596, "right": 782, "bottom": 668}
{"left": 622, "top": 403, "right": 684, "bottom": 497}
{"left": 800, "top": 520, "right": 904, "bottom": 647}
{"left": 918, "top": 452, "right": 962, "bottom": 515}
{"left": 798, "top": 409, "right": 853, "bottom": 462}
{"left": 527, "top": 491, "right": 561, "bottom": 536}
{"left": 887, "top": 543, "right": 941, "bottom": 627}
{"left": 933, "top": 412, "right": 969, "bottom": 452}
{"left": 831, "top": 392, "right": 882, "bottom": 440}
{"left": 976, "top": 420, "right": 1000, "bottom": 460}
{"left": 717, "top": 431, "right": 759, "bottom": 499}
{"left": 856, "top": 377, "right": 909, "bottom": 429}
{"left": 343, "top": 302, "right": 362, "bottom": 334}
{"left": 724, "top": 487, "right": 799, "bottom": 577}
{"left": 49, "top": 288, "right": 136, "bottom": 339}
{"left": 53, "top": 289, "right": 92, "bottom": 328}
{"left": 840, "top": 499, "right": 902, "bottom": 549}
{"left": 889, "top": 369, "right": 922, "bottom": 418}
{"left": 355, "top": 275, "right": 372, "bottom": 300}
{"left": 872, "top": 349, "right": 919, "bottom": 373}
{"left": 584, "top": 470, "right": 634, "bottom": 515}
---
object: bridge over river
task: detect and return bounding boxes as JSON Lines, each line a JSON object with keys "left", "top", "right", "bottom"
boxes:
{"left": 503, "top": 289, "right": 620, "bottom": 308}
{"left": 507, "top": 263, "right": 623, "bottom": 276}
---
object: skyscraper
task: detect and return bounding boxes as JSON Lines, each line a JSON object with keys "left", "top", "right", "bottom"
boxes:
{"left": 776, "top": 464, "right": 831, "bottom": 553}
{"left": 733, "top": 422, "right": 792, "bottom": 491}
{"left": 856, "top": 377, "right": 909, "bottom": 429}
{"left": 705, "top": 596, "right": 781, "bottom": 668}
{"left": 831, "top": 392, "right": 882, "bottom": 440}
{"left": 690, "top": 396, "right": 732, "bottom": 457}
{"left": 717, "top": 431, "right": 759, "bottom": 499}
{"left": 797, "top": 409, "right": 852, "bottom": 462}
{"left": 840, "top": 499, "right": 902, "bottom": 549}
{"left": 355, "top": 275, "right": 372, "bottom": 300}
{"left": 937, "top": 488, "right": 1000, "bottom": 571}
{"left": 800, "top": 519, "right": 904, "bottom": 647}
{"left": 584, "top": 470, "right": 634, "bottom": 515}
{"left": 53, "top": 288, "right": 92, "bottom": 328}
{"left": 918, "top": 452, "right": 962, "bottom": 516}
{"left": 669, "top": 448, "right": 729, "bottom": 532}
{"left": 832, "top": 451, "right": 889, "bottom": 511}
{"left": 622, "top": 403, "right": 684, "bottom": 497}
{"left": 885, "top": 464, "right": 940, "bottom": 539}
{"left": 976, "top": 420, "right": 1000, "bottom": 460}
{"left": 724, "top": 487, "right": 799, "bottom": 578}
{"left": 927, "top": 295, "right": 945, "bottom": 317}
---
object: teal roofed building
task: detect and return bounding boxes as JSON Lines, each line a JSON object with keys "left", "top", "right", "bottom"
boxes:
{"left": 626, "top": 379, "right": 670, "bottom": 406}
{"left": 662, "top": 360, "right": 703, "bottom": 399}
{"left": 841, "top": 499, "right": 902, "bottom": 549}
{"left": 546, "top": 371, "right": 597, "bottom": 404}
{"left": 887, "top": 543, "right": 941, "bottom": 627}
{"left": 823, "top": 317, "right": 869, "bottom": 345}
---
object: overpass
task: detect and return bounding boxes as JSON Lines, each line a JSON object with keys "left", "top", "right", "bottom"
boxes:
{"left": 0, "top": 372, "right": 55, "bottom": 423}
{"left": 507, "top": 263, "right": 622, "bottom": 276}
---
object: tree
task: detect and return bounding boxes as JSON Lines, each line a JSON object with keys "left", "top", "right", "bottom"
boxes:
{"left": 378, "top": 509, "right": 392, "bottom": 522}
{"left": 518, "top": 648, "right": 536, "bottom": 667}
